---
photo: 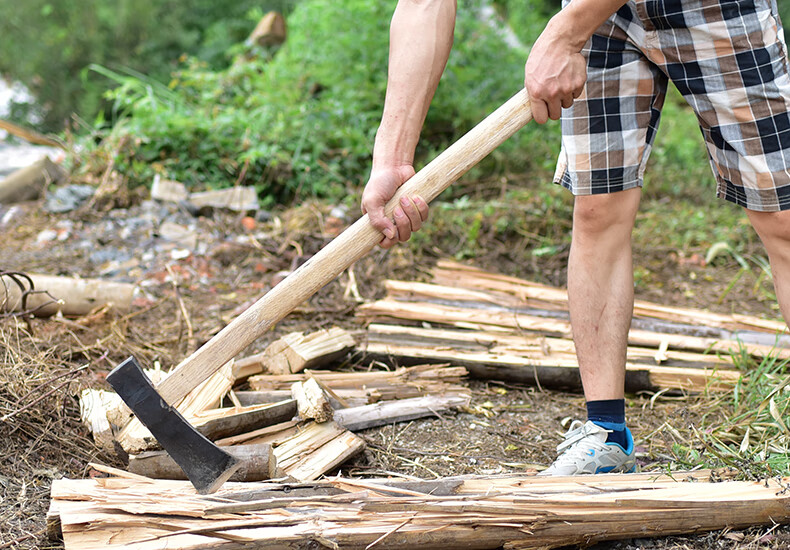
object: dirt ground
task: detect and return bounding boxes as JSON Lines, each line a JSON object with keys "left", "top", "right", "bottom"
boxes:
{"left": 1, "top": 186, "right": 788, "bottom": 550}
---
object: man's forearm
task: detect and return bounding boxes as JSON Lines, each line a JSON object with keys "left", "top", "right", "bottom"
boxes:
{"left": 372, "top": 0, "right": 456, "bottom": 170}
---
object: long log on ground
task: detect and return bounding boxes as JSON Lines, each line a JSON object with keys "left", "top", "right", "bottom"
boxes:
{"left": 1, "top": 273, "right": 135, "bottom": 317}
{"left": 128, "top": 443, "right": 276, "bottom": 482}
{"left": 363, "top": 340, "right": 741, "bottom": 393}
{"left": 49, "top": 470, "right": 790, "bottom": 549}
{"left": 431, "top": 260, "right": 788, "bottom": 335}
{"left": 359, "top": 298, "right": 790, "bottom": 360}
{"left": 0, "top": 156, "right": 67, "bottom": 204}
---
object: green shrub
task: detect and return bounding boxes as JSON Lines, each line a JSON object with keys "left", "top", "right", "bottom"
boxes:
{"left": 85, "top": 0, "right": 557, "bottom": 205}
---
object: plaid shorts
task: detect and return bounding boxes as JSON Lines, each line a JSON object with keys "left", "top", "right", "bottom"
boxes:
{"left": 553, "top": 0, "right": 790, "bottom": 211}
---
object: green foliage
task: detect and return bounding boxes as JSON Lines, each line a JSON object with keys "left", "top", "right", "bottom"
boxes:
{"left": 85, "top": 0, "right": 554, "bottom": 204}
{"left": 0, "top": 0, "right": 296, "bottom": 130}
{"left": 671, "top": 350, "right": 790, "bottom": 477}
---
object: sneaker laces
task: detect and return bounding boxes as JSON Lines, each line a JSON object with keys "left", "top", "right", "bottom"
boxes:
{"left": 553, "top": 420, "right": 612, "bottom": 463}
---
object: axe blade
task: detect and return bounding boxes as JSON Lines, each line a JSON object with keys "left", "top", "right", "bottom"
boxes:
{"left": 107, "top": 356, "right": 241, "bottom": 494}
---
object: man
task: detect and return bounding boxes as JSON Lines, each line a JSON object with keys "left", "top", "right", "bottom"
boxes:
{"left": 361, "top": 0, "right": 790, "bottom": 475}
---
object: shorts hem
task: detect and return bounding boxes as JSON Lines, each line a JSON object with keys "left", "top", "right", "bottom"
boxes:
{"left": 554, "top": 171, "right": 644, "bottom": 196}
{"left": 716, "top": 178, "right": 790, "bottom": 212}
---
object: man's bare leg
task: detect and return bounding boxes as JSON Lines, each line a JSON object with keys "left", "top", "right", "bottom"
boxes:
{"left": 568, "top": 187, "right": 642, "bottom": 401}
{"left": 746, "top": 209, "right": 790, "bottom": 327}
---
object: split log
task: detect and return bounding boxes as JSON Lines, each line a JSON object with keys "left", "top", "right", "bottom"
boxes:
{"left": 128, "top": 443, "right": 276, "bottom": 482}
{"left": 256, "top": 327, "right": 356, "bottom": 374}
{"left": 1, "top": 273, "right": 135, "bottom": 317}
{"left": 192, "top": 399, "right": 297, "bottom": 440}
{"left": 432, "top": 260, "right": 788, "bottom": 335}
{"left": 359, "top": 298, "right": 789, "bottom": 360}
{"left": 334, "top": 395, "right": 471, "bottom": 431}
{"left": 363, "top": 340, "right": 741, "bottom": 393}
{"left": 273, "top": 420, "right": 366, "bottom": 481}
{"left": 234, "top": 389, "right": 369, "bottom": 408}
{"left": 79, "top": 389, "right": 121, "bottom": 453}
{"left": 249, "top": 364, "right": 468, "bottom": 403}
{"left": 0, "top": 156, "right": 66, "bottom": 204}
{"left": 48, "top": 470, "right": 790, "bottom": 550}
{"left": 291, "top": 378, "right": 333, "bottom": 422}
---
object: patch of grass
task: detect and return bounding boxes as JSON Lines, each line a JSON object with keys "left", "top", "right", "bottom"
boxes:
{"left": 670, "top": 349, "right": 790, "bottom": 478}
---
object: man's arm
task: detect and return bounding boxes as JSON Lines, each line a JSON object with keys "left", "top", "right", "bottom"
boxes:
{"left": 525, "top": 0, "right": 628, "bottom": 124}
{"left": 361, "top": 0, "right": 456, "bottom": 248}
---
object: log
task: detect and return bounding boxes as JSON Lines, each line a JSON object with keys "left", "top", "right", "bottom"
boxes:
{"left": 128, "top": 443, "right": 276, "bottom": 482}
{"left": 334, "top": 395, "right": 471, "bottom": 431}
{"left": 273, "top": 420, "right": 366, "bottom": 481}
{"left": 1, "top": 273, "right": 135, "bottom": 317}
{"left": 0, "top": 118, "right": 63, "bottom": 148}
{"left": 48, "top": 470, "right": 790, "bottom": 549}
{"left": 192, "top": 399, "right": 297, "bottom": 440}
{"left": 257, "top": 327, "right": 356, "bottom": 374}
{"left": 359, "top": 298, "right": 789, "bottom": 360}
{"left": 78, "top": 389, "right": 121, "bottom": 453}
{"left": 0, "top": 156, "right": 66, "bottom": 204}
{"left": 248, "top": 364, "right": 469, "bottom": 403}
{"left": 235, "top": 389, "right": 369, "bottom": 408}
{"left": 291, "top": 377, "right": 333, "bottom": 422}
{"left": 432, "top": 260, "right": 788, "bottom": 335}
{"left": 363, "top": 340, "right": 741, "bottom": 393}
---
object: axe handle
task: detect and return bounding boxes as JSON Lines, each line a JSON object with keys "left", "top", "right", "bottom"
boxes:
{"left": 157, "top": 88, "right": 533, "bottom": 405}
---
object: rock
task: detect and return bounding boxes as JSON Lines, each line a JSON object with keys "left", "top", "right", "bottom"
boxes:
{"left": 188, "top": 186, "right": 258, "bottom": 212}
{"left": 44, "top": 184, "right": 94, "bottom": 213}
{"left": 151, "top": 176, "right": 188, "bottom": 203}
{"left": 157, "top": 221, "right": 197, "bottom": 250}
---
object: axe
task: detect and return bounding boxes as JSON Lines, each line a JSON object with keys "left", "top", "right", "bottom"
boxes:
{"left": 107, "top": 88, "right": 533, "bottom": 494}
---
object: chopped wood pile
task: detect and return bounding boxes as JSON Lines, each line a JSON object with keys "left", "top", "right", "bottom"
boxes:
{"left": 358, "top": 260, "right": 788, "bottom": 393}
{"left": 64, "top": 260, "right": 790, "bottom": 548}
{"left": 49, "top": 468, "right": 790, "bottom": 549}
{"left": 79, "top": 326, "right": 470, "bottom": 485}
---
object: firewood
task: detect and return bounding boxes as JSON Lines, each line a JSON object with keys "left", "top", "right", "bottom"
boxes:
{"left": 359, "top": 297, "right": 789, "bottom": 360}
{"left": 1, "top": 273, "right": 135, "bottom": 317}
{"left": 249, "top": 364, "right": 468, "bottom": 404}
{"left": 48, "top": 470, "right": 790, "bottom": 549}
{"left": 127, "top": 443, "right": 276, "bottom": 482}
{"left": 257, "top": 327, "right": 356, "bottom": 374}
{"left": 0, "top": 156, "right": 66, "bottom": 204}
{"left": 78, "top": 389, "right": 120, "bottom": 453}
{"left": 432, "top": 260, "right": 788, "bottom": 335}
{"left": 273, "top": 420, "right": 365, "bottom": 481}
{"left": 291, "top": 378, "right": 333, "bottom": 422}
{"left": 334, "top": 395, "right": 471, "bottom": 431}
{"left": 191, "top": 399, "right": 297, "bottom": 440}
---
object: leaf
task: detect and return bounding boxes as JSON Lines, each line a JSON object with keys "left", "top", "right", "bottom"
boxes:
{"left": 769, "top": 398, "right": 789, "bottom": 435}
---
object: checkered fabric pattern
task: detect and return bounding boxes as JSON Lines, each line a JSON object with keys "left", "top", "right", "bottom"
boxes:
{"left": 554, "top": 0, "right": 790, "bottom": 211}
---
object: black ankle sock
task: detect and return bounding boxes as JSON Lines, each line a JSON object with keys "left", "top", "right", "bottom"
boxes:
{"left": 586, "top": 399, "right": 628, "bottom": 449}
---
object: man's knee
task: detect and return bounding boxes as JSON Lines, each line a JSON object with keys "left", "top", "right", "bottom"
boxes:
{"left": 573, "top": 189, "right": 641, "bottom": 237}
{"left": 747, "top": 209, "right": 790, "bottom": 247}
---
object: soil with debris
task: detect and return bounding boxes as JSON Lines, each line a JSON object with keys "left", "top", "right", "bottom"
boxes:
{"left": 1, "top": 184, "right": 787, "bottom": 550}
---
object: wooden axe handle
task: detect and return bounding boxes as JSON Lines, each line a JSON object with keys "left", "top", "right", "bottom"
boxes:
{"left": 158, "top": 88, "right": 533, "bottom": 405}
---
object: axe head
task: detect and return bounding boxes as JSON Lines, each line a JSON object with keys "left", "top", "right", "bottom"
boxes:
{"left": 107, "top": 356, "right": 242, "bottom": 494}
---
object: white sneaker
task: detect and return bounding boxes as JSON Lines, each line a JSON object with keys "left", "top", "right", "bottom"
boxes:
{"left": 538, "top": 420, "right": 636, "bottom": 476}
